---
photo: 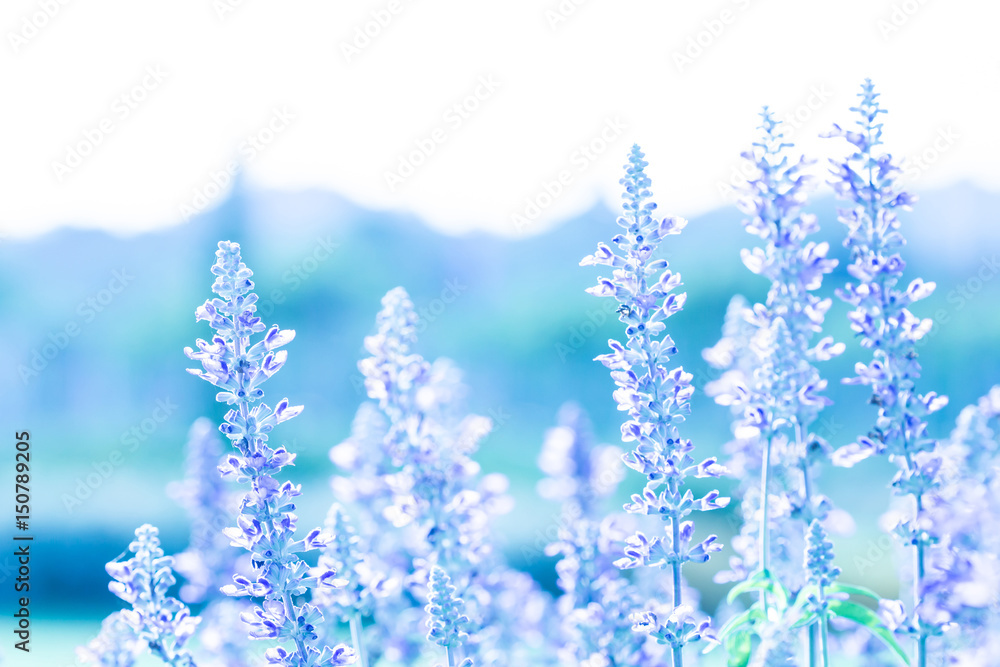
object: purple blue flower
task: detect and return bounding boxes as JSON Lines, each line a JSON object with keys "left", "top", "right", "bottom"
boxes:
{"left": 825, "top": 80, "right": 949, "bottom": 666}
{"left": 425, "top": 566, "right": 475, "bottom": 667}
{"left": 581, "top": 144, "right": 728, "bottom": 666}
{"left": 185, "top": 241, "right": 355, "bottom": 667}
{"left": 704, "top": 108, "right": 847, "bottom": 664}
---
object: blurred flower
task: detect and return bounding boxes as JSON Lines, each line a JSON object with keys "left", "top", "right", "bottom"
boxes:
{"left": 103, "top": 524, "right": 200, "bottom": 666}
{"left": 167, "top": 417, "right": 242, "bottom": 605}
{"left": 922, "top": 386, "right": 1000, "bottom": 662}
{"left": 77, "top": 611, "right": 142, "bottom": 667}
{"left": 538, "top": 403, "right": 656, "bottom": 665}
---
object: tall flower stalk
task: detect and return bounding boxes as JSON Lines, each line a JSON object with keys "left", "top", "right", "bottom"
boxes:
{"left": 348, "top": 286, "right": 542, "bottom": 666}
{"left": 581, "top": 144, "right": 728, "bottom": 666}
{"left": 825, "top": 80, "right": 949, "bottom": 667}
{"left": 185, "top": 241, "right": 355, "bottom": 667}
{"left": 705, "top": 109, "right": 844, "bottom": 664}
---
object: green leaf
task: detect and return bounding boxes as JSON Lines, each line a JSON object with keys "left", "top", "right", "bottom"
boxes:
{"left": 717, "top": 606, "right": 765, "bottom": 641}
{"left": 771, "top": 578, "right": 790, "bottom": 609}
{"left": 828, "top": 583, "right": 883, "bottom": 601}
{"left": 790, "top": 610, "right": 818, "bottom": 630}
{"left": 828, "top": 600, "right": 910, "bottom": 666}
{"left": 789, "top": 584, "right": 818, "bottom": 613}
{"left": 726, "top": 569, "right": 771, "bottom": 605}
{"left": 725, "top": 630, "right": 752, "bottom": 667}
{"left": 726, "top": 569, "right": 791, "bottom": 613}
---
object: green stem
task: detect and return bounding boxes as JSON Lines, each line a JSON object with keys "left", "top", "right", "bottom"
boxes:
{"left": 671, "top": 514, "right": 684, "bottom": 667}
{"left": 901, "top": 450, "right": 927, "bottom": 667}
{"left": 759, "top": 432, "right": 774, "bottom": 617}
{"left": 351, "top": 613, "right": 368, "bottom": 667}
{"left": 796, "top": 421, "right": 818, "bottom": 666}
{"left": 861, "top": 119, "right": 929, "bottom": 665}
{"left": 446, "top": 646, "right": 457, "bottom": 667}
{"left": 819, "top": 607, "right": 830, "bottom": 667}
{"left": 914, "top": 493, "right": 927, "bottom": 667}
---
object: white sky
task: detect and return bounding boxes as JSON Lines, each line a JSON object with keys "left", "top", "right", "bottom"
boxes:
{"left": 2, "top": 0, "right": 998, "bottom": 239}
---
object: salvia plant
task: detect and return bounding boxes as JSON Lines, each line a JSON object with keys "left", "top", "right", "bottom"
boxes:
{"left": 824, "top": 79, "right": 951, "bottom": 667}
{"left": 700, "top": 104, "right": 917, "bottom": 667}
{"left": 581, "top": 144, "right": 729, "bottom": 666}
{"left": 183, "top": 241, "right": 356, "bottom": 667}
{"left": 78, "top": 79, "right": 998, "bottom": 667}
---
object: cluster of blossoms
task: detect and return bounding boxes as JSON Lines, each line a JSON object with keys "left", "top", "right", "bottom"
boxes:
{"left": 702, "top": 108, "right": 849, "bottom": 663}
{"left": 825, "top": 80, "right": 950, "bottom": 666}
{"left": 357, "top": 288, "right": 503, "bottom": 572}
{"left": 76, "top": 80, "right": 999, "bottom": 667}
{"left": 537, "top": 402, "right": 657, "bottom": 665}
{"left": 425, "top": 567, "right": 475, "bottom": 667}
{"left": 184, "top": 241, "right": 355, "bottom": 667}
{"left": 100, "top": 524, "right": 200, "bottom": 666}
{"left": 339, "top": 286, "right": 546, "bottom": 666}
{"left": 920, "top": 386, "right": 1000, "bottom": 660}
{"left": 581, "top": 144, "right": 729, "bottom": 666}
{"left": 78, "top": 611, "right": 143, "bottom": 667}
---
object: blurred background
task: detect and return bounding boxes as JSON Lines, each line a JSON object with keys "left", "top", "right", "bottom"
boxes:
{"left": 2, "top": 0, "right": 999, "bottom": 663}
